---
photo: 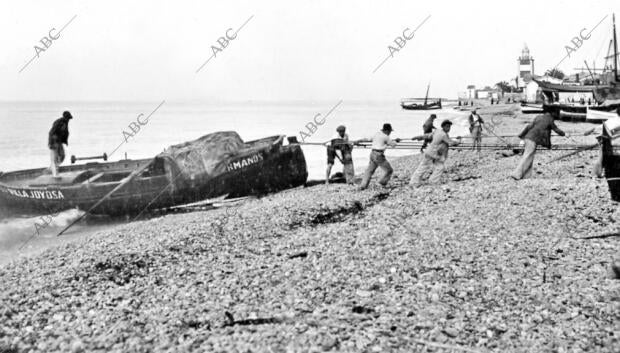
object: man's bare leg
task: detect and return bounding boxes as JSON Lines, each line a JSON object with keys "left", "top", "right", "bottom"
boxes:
{"left": 50, "top": 149, "right": 59, "bottom": 177}
{"left": 326, "top": 163, "right": 333, "bottom": 184}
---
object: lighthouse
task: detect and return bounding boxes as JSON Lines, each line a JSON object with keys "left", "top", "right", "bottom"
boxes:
{"left": 516, "top": 44, "right": 535, "bottom": 89}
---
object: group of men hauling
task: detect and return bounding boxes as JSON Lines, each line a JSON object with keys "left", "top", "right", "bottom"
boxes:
{"left": 324, "top": 109, "right": 567, "bottom": 189}
{"left": 47, "top": 108, "right": 567, "bottom": 188}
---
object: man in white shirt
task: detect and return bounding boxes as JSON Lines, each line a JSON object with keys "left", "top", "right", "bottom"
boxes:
{"left": 359, "top": 123, "right": 401, "bottom": 190}
{"left": 326, "top": 125, "right": 355, "bottom": 184}
{"left": 468, "top": 109, "right": 484, "bottom": 152}
{"left": 410, "top": 119, "right": 461, "bottom": 187}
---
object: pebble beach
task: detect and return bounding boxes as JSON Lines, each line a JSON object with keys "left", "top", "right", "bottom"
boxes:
{"left": 1, "top": 105, "right": 619, "bottom": 352}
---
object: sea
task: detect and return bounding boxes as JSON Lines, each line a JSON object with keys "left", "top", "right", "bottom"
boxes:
{"left": 0, "top": 100, "right": 470, "bottom": 263}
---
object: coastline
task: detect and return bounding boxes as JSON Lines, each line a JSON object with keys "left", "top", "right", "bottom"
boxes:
{"left": 1, "top": 106, "right": 618, "bottom": 352}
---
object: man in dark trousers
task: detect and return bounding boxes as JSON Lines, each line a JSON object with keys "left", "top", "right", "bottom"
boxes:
{"left": 48, "top": 111, "right": 73, "bottom": 177}
{"left": 512, "top": 113, "right": 566, "bottom": 180}
{"left": 325, "top": 125, "right": 356, "bottom": 185}
{"left": 420, "top": 114, "right": 437, "bottom": 152}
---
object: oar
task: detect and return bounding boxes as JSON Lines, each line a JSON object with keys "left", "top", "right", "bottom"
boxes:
{"left": 549, "top": 133, "right": 620, "bottom": 162}
{"left": 548, "top": 143, "right": 599, "bottom": 162}
{"left": 56, "top": 159, "right": 155, "bottom": 236}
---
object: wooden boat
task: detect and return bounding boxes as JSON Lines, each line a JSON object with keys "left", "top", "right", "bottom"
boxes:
{"left": 0, "top": 132, "right": 308, "bottom": 216}
{"left": 401, "top": 98, "right": 442, "bottom": 110}
{"left": 544, "top": 103, "right": 620, "bottom": 122}
{"left": 559, "top": 109, "right": 587, "bottom": 122}
{"left": 539, "top": 14, "right": 620, "bottom": 121}
{"left": 520, "top": 103, "right": 543, "bottom": 114}
{"left": 586, "top": 107, "right": 619, "bottom": 123}
{"left": 602, "top": 117, "right": 620, "bottom": 201}
{"left": 401, "top": 82, "right": 442, "bottom": 110}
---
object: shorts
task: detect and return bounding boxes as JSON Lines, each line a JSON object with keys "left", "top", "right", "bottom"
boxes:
{"left": 327, "top": 146, "right": 337, "bottom": 164}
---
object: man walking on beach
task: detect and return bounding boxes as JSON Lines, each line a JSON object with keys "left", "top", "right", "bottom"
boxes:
{"left": 420, "top": 114, "right": 437, "bottom": 152}
{"left": 359, "top": 123, "right": 401, "bottom": 190}
{"left": 512, "top": 113, "right": 565, "bottom": 180}
{"left": 326, "top": 125, "right": 356, "bottom": 184}
{"left": 48, "top": 111, "right": 73, "bottom": 177}
{"left": 410, "top": 120, "right": 461, "bottom": 187}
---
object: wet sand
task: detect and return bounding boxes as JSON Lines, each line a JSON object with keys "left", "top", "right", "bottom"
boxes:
{"left": 1, "top": 105, "right": 618, "bottom": 352}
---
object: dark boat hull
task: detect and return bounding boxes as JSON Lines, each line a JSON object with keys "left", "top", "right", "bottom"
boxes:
{"left": 543, "top": 103, "right": 620, "bottom": 122}
{"left": 0, "top": 136, "right": 308, "bottom": 216}
{"left": 602, "top": 129, "right": 620, "bottom": 202}
{"left": 401, "top": 100, "right": 442, "bottom": 110}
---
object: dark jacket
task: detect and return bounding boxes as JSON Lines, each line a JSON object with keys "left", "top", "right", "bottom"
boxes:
{"left": 48, "top": 117, "right": 70, "bottom": 148}
{"left": 519, "top": 114, "right": 565, "bottom": 149}
{"left": 422, "top": 118, "right": 436, "bottom": 134}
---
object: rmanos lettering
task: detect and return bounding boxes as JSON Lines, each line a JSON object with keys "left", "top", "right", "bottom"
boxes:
{"left": 226, "top": 154, "right": 264, "bottom": 172}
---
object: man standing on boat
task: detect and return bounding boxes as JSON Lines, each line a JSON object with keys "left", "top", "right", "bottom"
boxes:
{"left": 420, "top": 114, "right": 437, "bottom": 152}
{"left": 48, "top": 111, "right": 73, "bottom": 177}
{"left": 325, "top": 125, "right": 356, "bottom": 185}
{"left": 359, "top": 123, "right": 401, "bottom": 190}
{"left": 512, "top": 113, "right": 565, "bottom": 180}
{"left": 410, "top": 120, "right": 461, "bottom": 187}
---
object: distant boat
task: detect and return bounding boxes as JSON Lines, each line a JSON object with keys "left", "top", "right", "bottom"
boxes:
{"left": 0, "top": 132, "right": 308, "bottom": 216}
{"left": 401, "top": 83, "right": 442, "bottom": 110}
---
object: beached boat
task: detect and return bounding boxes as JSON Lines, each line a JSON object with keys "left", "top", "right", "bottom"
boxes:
{"left": 401, "top": 83, "right": 442, "bottom": 110}
{"left": 544, "top": 102, "right": 620, "bottom": 122}
{"left": 586, "top": 107, "right": 619, "bottom": 123}
{"left": 0, "top": 132, "right": 308, "bottom": 216}
{"left": 602, "top": 117, "right": 620, "bottom": 201}
{"left": 559, "top": 109, "right": 587, "bottom": 122}
{"left": 538, "top": 14, "right": 620, "bottom": 121}
{"left": 520, "top": 103, "right": 543, "bottom": 114}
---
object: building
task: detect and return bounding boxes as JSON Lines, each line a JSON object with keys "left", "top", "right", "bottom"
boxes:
{"left": 476, "top": 86, "right": 499, "bottom": 100}
{"left": 517, "top": 44, "right": 535, "bottom": 89}
{"left": 466, "top": 85, "right": 476, "bottom": 99}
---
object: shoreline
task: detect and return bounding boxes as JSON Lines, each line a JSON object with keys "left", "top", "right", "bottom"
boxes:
{"left": 1, "top": 106, "right": 618, "bottom": 352}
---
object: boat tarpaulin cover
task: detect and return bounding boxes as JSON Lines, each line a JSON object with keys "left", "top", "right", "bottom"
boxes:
{"left": 158, "top": 131, "right": 245, "bottom": 182}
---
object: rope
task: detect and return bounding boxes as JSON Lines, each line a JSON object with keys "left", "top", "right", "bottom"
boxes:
{"left": 299, "top": 142, "right": 616, "bottom": 152}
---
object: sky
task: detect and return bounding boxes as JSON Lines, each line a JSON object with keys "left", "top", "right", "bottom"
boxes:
{"left": 1, "top": 0, "right": 619, "bottom": 101}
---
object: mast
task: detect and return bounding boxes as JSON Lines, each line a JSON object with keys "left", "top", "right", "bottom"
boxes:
{"left": 614, "top": 14, "right": 618, "bottom": 82}
{"left": 424, "top": 82, "right": 430, "bottom": 105}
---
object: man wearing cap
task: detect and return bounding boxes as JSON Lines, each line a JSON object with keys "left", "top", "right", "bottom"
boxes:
{"left": 325, "top": 125, "right": 356, "bottom": 184}
{"left": 48, "top": 111, "right": 73, "bottom": 177}
{"left": 359, "top": 123, "right": 401, "bottom": 190}
{"left": 512, "top": 112, "right": 565, "bottom": 180}
{"left": 420, "top": 114, "right": 437, "bottom": 152}
{"left": 410, "top": 119, "right": 461, "bottom": 187}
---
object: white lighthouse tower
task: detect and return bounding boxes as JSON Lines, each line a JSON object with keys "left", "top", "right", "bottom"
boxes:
{"left": 516, "top": 44, "right": 535, "bottom": 89}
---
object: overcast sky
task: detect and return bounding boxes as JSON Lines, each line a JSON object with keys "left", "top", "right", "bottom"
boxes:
{"left": 1, "top": 0, "right": 619, "bottom": 101}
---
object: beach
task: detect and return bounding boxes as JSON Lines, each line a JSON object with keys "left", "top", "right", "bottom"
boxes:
{"left": 1, "top": 106, "right": 619, "bottom": 352}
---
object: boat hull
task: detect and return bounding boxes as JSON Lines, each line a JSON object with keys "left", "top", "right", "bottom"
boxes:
{"left": 401, "top": 100, "right": 442, "bottom": 110}
{"left": 602, "top": 119, "right": 620, "bottom": 202}
{"left": 0, "top": 137, "right": 308, "bottom": 216}
{"left": 544, "top": 103, "right": 620, "bottom": 122}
